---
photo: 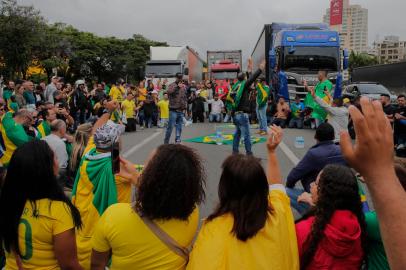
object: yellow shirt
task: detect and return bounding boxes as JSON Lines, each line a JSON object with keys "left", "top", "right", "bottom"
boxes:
{"left": 121, "top": 99, "right": 135, "bottom": 119}
{"left": 5, "top": 199, "right": 75, "bottom": 270}
{"left": 92, "top": 203, "right": 199, "bottom": 270}
{"left": 138, "top": 88, "right": 147, "bottom": 102}
{"left": 157, "top": 100, "right": 169, "bottom": 119}
{"left": 187, "top": 187, "right": 299, "bottom": 270}
{"left": 199, "top": 89, "right": 209, "bottom": 98}
{"left": 109, "top": 85, "right": 125, "bottom": 102}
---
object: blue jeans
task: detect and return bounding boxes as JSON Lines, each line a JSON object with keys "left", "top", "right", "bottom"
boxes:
{"left": 209, "top": 113, "right": 221, "bottom": 123}
{"left": 164, "top": 111, "right": 184, "bottom": 144}
{"left": 286, "top": 187, "right": 311, "bottom": 216}
{"left": 256, "top": 104, "right": 268, "bottom": 132}
{"left": 289, "top": 118, "right": 304, "bottom": 129}
{"left": 233, "top": 113, "right": 252, "bottom": 155}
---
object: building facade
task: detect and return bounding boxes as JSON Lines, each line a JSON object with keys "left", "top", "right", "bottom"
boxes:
{"left": 374, "top": 36, "right": 406, "bottom": 64}
{"left": 323, "top": 0, "right": 368, "bottom": 53}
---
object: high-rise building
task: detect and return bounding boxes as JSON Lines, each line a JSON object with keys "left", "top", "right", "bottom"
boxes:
{"left": 374, "top": 36, "right": 406, "bottom": 64}
{"left": 323, "top": 0, "right": 368, "bottom": 53}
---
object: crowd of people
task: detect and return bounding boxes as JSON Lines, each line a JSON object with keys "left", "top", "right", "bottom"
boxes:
{"left": 0, "top": 70, "right": 405, "bottom": 270}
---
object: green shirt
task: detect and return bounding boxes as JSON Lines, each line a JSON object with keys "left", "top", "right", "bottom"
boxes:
{"left": 304, "top": 79, "right": 333, "bottom": 120}
{"left": 365, "top": 211, "right": 390, "bottom": 270}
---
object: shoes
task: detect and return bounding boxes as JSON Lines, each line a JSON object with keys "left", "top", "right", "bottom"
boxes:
{"left": 140, "top": 126, "right": 144, "bottom": 130}
{"left": 185, "top": 121, "right": 192, "bottom": 127}
{"left": 259, "top": 131, "right": 268, "bottom": 136}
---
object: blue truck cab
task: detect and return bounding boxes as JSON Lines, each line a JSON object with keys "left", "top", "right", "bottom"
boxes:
{"left": 251, "top": 23, "right": 348, "bottom": 100}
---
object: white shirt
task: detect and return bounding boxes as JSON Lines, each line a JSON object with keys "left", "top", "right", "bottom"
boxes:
{"left": 42, "top": 134, "right": 68, "bottom": 169}
{"left": 208, "top": 99, "right": 224, "bottom": 114}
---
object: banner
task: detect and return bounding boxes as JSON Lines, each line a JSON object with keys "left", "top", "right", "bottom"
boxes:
{"left": 330, "top": 0, "right": 343, "bottom": 26}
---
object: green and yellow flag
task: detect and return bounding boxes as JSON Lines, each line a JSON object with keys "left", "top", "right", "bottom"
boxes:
{"left": 0, "top": 112, "right": 31, "bottom": 166}
{"left": 71, "top": 147, "right": 118, "bottom": 269}
{"left": 37, "top": 121, "right": 51, "bottom": 138}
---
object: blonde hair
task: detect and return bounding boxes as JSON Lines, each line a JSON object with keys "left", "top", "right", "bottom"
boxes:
{"left": 69, "top": 123, "right": 92, "bottom": 173}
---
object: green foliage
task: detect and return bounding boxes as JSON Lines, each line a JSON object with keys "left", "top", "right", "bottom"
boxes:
{"left": 0, "top": 0, "right": 168, "bottom": 82}
{"left": 349, "top": 51, "right": 379, "bottom": 72}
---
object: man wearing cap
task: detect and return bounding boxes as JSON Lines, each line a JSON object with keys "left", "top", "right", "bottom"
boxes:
{"left": 164, "top": 72, "right": 187, "bottom": 144}
{"left": 44, "top": 76, "right": 59, "bottom": 103}
{"left": 72, "top": 100, "right": 139, "bottom": 269}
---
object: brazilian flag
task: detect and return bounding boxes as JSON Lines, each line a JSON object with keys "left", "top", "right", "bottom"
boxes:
{"left": 0, "top": 112, "right": 31, "bottom": 166}
{"left": 184, "top": 133, "right": 266, "bottom": 146}
{"left": 37, "top": 121, "right": 51, "bottom": 138}
{"left": 71, "top": 147, "right": 117, "bottom": 269}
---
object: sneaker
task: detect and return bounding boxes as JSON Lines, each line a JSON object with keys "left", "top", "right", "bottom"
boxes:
{"left": 185, "top": 121, "right": 192, "bottom": 127}
{"left": 140, "top": 126, "right": 144, "bottom": 130}
{"left": 259, "top": 131, "right": 268, "bottom": 136}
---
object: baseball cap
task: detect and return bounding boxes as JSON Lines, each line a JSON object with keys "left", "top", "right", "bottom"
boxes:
{"left": 94, "top": 120, "right": 125, "bottom": 150}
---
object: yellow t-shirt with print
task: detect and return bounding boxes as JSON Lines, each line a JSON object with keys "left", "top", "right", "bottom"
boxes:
{"left": 92, "top": 203, "right": 199, "bottom": 270}
{"left": 157, "top": 100, "right": 169, "bottom": 119}
{"left": 187, "top": 186, "right": 299, "bottom": 270}
{"left": 121, "top": 99, "right": 135, "bottom": 119}
{"left": 5, "top": 199, "right": 75, "bottom": 270}
{"left": 138, "top": 88, "right": 147, "bottom": 102}
{"left": 109, "top": 85, "right": 125, "bottom": 102}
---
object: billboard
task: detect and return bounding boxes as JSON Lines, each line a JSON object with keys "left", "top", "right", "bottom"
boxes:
{"left": 330, "top": 0, "right": 343, "bottom": 25}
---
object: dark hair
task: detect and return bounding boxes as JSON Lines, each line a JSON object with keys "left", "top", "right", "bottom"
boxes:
{"left": 207, "top": 155, "right": 272, "bottom": 241}
{"left": 135, "top": 144, "right": 205, "bottom": 220}
{"left": 319, "top": 70, "right": 328, "bottom": 77}
{"left": 0, "top": 140, "right": 82, "bottom": 255}
{"left": 397, "top": 94, "right": 405, "bottom": 99}
{"left": 334, "top": 97, "right": 344, "bottom": 107}
{"left": 300, "top": 165, "right": 367, "bottom": 269}
{"left": 39, "top": 108, "right": 51, "bottom": 120}
{"left": 381, "top": 93, "right": 390, "bottom": 98}
{"left": 315, "top": 123, "right": 335, "bottom": 142}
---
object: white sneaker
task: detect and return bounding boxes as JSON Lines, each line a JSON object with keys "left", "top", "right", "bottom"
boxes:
{"left": 185, "top": 121, "right": 192, "bottom": 127}
{"left": 397, "top": 144, "right": 405, "bottom": 150}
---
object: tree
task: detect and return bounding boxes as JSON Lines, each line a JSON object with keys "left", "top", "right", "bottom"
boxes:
{"left": 0, "top": 0, "right": 45, "bottom": 79}
{"left": 349, "top": 51, "right": 379, "bottom": 72}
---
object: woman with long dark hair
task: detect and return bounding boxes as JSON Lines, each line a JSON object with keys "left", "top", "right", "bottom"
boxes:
{"left": 90, "top": 144, "right": 205, "bottom": 270}
{"left": 187, "top": 126, "right": 299, "bottom": 270}
{"left": 0, "top": 140, "right": 82, "bottom": 269}
{"left": 296, "top": 164, "right": 367, "bottom": 269}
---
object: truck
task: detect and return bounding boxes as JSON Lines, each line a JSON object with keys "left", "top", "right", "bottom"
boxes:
{"left": 207, "top": 50, "right": 242, "bottom": 85}
{"left": 251, "top": 23, "right": 349, "bottom": 100}
{"left": 145, "top": 46, "right": 205, "bottom": 85}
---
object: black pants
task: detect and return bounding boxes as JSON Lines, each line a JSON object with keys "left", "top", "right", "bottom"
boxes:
{"left": 125, "top": 118, "right": 137, "bottom": 132}
{"left": 272, "top": 118, "right": 287, "bottom": 128}
{"left": 193, "top": 112, "right": 205, "bottom": 123}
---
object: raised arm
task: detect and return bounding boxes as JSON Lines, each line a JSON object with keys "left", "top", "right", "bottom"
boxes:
{"left": 91, "top": 100, "right": 118, "bottom": 135}
{"left": 266, "top": 125, "right": 283, "bottom": 185}
{"left": 340, "top": 97, "right": 406, "bottom": 270}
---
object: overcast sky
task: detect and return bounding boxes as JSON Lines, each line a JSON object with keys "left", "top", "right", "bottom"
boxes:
{"left": 20, "top": 0, "right": 406, "bottom": 63}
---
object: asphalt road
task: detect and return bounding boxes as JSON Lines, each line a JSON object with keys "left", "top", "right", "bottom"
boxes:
{"left": 120, "top": 122, "right": 317, "bottom": 219}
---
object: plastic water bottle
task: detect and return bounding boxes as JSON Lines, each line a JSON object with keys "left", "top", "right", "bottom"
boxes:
{"left": 294, "top": 136, "right": 305, "bottom": 149}
{"left": 215, "top": 126, "right": 223, "bottom": 145}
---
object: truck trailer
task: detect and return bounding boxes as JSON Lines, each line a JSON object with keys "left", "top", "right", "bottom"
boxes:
{"left": 145, "top": 46, "right": 205, "bottom": 85}
{"left": 251, "top": 23, "right": 348, "bottom": 100}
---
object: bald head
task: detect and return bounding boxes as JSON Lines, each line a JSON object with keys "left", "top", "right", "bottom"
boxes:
{"left": 50, "top": 119, "right": 66, "bottom": 138}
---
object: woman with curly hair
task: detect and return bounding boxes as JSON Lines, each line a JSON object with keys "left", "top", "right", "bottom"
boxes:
{"left": 295, "top": 164, "right": 367, "bottom": 270}
{"left": 90, "top": 144, "right": 206, "bottom": 270}
{"left": 187, "top": 126, "right": 299, "bottom": 270}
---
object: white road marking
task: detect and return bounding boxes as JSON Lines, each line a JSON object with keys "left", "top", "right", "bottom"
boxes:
{"left": 279, "top": 141, "right": 300, "bottom": 165}
{"left": 122, "top": 130, "right": 163, "bottom": 158}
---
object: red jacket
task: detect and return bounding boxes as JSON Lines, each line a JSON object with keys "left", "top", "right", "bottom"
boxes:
{"left": 296, "top": 210, "right": 364, "bottom": 270}
{"left": 215, "top": 85, "right": 229, "bottom": 100}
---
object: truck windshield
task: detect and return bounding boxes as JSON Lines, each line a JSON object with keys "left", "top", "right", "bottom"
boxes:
{"left": 212, "top": 71, "right": 238, "bottom": 80}
{"left": 145, "top": 63, "right": 181, "bottom": 77}
{"left": 282, "top": 47, "right": 339, "bottom": 72}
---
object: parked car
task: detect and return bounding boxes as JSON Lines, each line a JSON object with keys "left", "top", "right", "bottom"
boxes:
{"left": 343, "top": 82, "right": 397, "bottom": 103}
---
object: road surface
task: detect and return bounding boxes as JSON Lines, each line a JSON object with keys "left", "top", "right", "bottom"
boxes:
{"left": 121, "top": 122, "right": 318, "bottom": 218}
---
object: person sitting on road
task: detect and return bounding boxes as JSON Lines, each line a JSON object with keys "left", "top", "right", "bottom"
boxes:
{"left": 187, "top": 126, "right": 299, "bottom": 270}
{"left": 91, "top": 144, "right": 206, "bottom": 270}
{"left": 289, "top": 95, "right": 305, "bottom": 129}
{"left": 285, "top": 123, "right": 346, "bottom": 215}
{"left": 308, "top": 87, "right": 348, "bottom": 142}
{"left": 295, "top": 164, "right": 366, "bottom": 270}
{"left": 208, "top": 93, "right": 224, "bottom": 123}
{"left": 272, "top": 96, "right": 290, "bottom": 128}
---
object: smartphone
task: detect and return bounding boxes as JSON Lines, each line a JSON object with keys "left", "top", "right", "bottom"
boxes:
{"left": 112, "top": 145, "right": 120, "bottom": 174}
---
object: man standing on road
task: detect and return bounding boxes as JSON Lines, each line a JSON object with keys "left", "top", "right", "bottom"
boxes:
{"left": 256, "top": 76, "right": 270, "bottom": 135}
{"left": 304, "top": 70, "right": 333, "bottom": 128}
{"left": 164, "top": 73, "right": 187, "bottom": 144}
{"left": 44, "top": 76, "right": 59, "bottom": 103}
{"left": 230, "top": 59, "right": 265, "bottom": 155}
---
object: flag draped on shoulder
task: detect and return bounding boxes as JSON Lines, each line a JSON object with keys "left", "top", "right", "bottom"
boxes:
{"left": 226, "top": 81, "right": 246, "bottom": 110}
{"left": 256, "top": 83, "right": 270, "bottom": 107}
{"left": 71, "top": 146, "right": 117, "bottom": 268}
